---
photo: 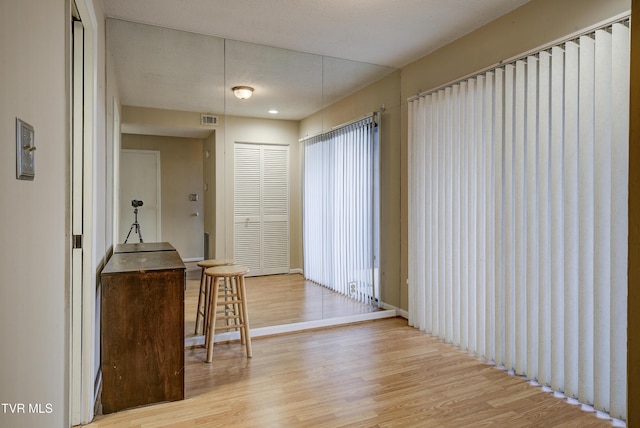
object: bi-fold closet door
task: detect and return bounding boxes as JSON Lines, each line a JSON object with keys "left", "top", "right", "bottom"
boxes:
{"left": 234, "top": 143, "right": 290, "bottom": 276}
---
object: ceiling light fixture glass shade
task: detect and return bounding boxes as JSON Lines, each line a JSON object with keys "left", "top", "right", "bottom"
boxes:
{"left": 232, "top": 86, "right": 254, "bottom": 100}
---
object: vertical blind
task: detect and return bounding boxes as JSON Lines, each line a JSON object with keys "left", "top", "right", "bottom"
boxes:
{"left": 303, "top": 114, "right": 379, "bottom": 305}
{"left": 408, "top": 21, "right": 629, "bottom": 419}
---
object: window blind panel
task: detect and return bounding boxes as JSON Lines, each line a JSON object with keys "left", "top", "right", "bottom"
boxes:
{"left": 503, "top": 64, "right": 516, "bottom": 369}
{"left": 537, "top": 50, "right": 552, "bottom": 388}
{"left": 475, "top": 75, "right": 487, "bottom": 358}
{"left": 459, "top": 83, "right": 470, "bottom": 350}
{"left": 563, "top": 40, "right": 581, "bottom": 399}
{"left": 577, "top": 34, "right": 595, "bottom": 404}
{"left": 550, "top": 45, "right": 566, "bottom": 393}
{"left": 303, "top": 117, "right": 377, "bottom": 304}
{"left": 609, "top": 22, "right": 630, "bottom": 420}
{"left": 514, "top": 60, "right": 527, "bottom": 375}
{"left": 493, "top": 68, "right": 505, "bottom": 367}
{"left": 525, "top": 55, "right": 540, "bottom": 380}
{"left": 407, "top": 17, "right": 629, "bottom": 419}
{"left": 593, "top": 28, "right": 613, "bottom": 412}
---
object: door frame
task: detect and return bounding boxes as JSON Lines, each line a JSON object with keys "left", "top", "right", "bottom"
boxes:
{"left": 119, "top": 149, "right": 162, "bottom": 243}
{"left": 70, "top": 0, "right": 97, "bottom": 425}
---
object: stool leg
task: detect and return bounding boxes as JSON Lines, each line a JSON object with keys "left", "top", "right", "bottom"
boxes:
{"left": 231, "top": 276, "right": 240, "bottom": 331}
{"left": 203, "top": 274, "right": 212, "bottom": 336}
{"left": 205, "top": 276, "right": 221, "bottom": 363}
{"left": 194, "top": 267, "right": 206, "bottom": 335}
{"left": 238, "top": 274, "right": 252, "bottom": 358}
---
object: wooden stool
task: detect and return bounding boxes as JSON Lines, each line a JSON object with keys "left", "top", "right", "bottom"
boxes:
{"left": 195, "top": 259, "right": 235, "bottom": 335}
{"left": 204, "top": 265, "right": 252, "bottom": 363}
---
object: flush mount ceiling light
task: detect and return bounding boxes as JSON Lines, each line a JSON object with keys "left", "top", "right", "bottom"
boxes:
{"left": 232, "top": 86, "right": 254, "bottom": 100}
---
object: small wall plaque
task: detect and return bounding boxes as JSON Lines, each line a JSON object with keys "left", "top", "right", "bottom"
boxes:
{"left": 16, "top": 118, "right": 35, "bottom": 180}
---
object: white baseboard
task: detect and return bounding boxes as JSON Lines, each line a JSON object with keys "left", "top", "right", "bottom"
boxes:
{"left": 379, "top": 301, "right": 408, "bottom": 319}
{"left": 289, "top": 268, "right": 303, "bottom": 275}
{"left": 185, "top": 309, "right": 397, "bottom": 348}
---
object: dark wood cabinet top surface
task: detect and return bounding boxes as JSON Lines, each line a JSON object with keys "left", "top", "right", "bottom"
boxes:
{"left": 114, "top": 241, "right": 176, "bottom": 254}
{"left": 103, "top": 249, "right": 185, "bottom": 274}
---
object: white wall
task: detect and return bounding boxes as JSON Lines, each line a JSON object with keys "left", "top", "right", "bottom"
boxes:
{"left": 0, "top": 1, "right": 70, "bottom": 426}
{"left": 1, "top": 0, "right": 112, "bottom": 426}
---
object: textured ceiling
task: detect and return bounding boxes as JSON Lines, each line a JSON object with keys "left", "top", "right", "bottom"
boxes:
{"left": 102, "top": 0, "right": 530, "bottom": 129}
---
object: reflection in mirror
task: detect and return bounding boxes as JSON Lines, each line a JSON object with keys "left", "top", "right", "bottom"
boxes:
{"left": 106, "top": 18, "right": 399, "bottom": 342}
{"left": 224, "top": 40, "right": 323, "bottom": 121}
{"left": 107, "top": 19, "right": 225, "bottom": 116}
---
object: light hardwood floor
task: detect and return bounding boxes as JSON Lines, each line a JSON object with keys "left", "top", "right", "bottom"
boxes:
{"left": 88, "top": 317, "right": 616, "bottom": 427}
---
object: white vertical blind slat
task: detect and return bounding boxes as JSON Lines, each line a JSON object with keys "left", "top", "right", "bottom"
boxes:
{"left": 564, "top": 39, "right": 581, "bottom": 399}
{"left": 476, "top": 75, "right": 487, "bottom": 358}
{"left": 514, "top": 60, "right": 527, "bottom": 375}
{"left": 550, "top": 45, "right": 566, "bottom": 393}
{"left": 445, "top": 87, "right": 454, "bottom": 343}
{"left": 485, "top": 72, "right": 496, "bottom": 361}
{"left": 503, "top": 64, "right": 516, "bottom": 369}
{"left": 425, "top": 94, "right": 438, "bottom": 331}
{"left": 609, "top": 22, "right": 630, "bottom": 420}
{"left": 452, "top": 84, "right": 461, "bottom": 347}
{"left": 467, "top": 78, "right": 477, "bottom": 352}
{"left": 525, "top": 55, "right": 539, "bottom": 381}
{"left": 593, "top": 28, "right": 613, "bottom": 412}
{"left": 537, "top": 50, "right": 552, "bottom": 388}
{"left": 459, "top": 84, "right": 469, "bottom": 349}
{"left": 577, "top": 34, "right": 595, "bottom": 404}
{"left": 493, "top": 68, "right": 505, "bottom": 366}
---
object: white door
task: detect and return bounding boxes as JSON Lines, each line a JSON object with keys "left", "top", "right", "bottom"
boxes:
{"left": 71, "top": 17, "right": 84, "bottom": 425}
{"left": 234, "top": 143, "right": 289, "bottom": 276}
{"left": 119, "top": 150, "right": 161, "bottom": 243}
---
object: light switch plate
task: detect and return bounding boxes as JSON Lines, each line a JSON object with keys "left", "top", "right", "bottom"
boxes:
{"left": 16, "top": 118, "right": 35, "bottom": 180}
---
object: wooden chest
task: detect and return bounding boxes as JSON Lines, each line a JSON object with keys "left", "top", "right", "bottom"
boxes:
{"left": 101, "top": 247, "right": 185, "bottom": 413}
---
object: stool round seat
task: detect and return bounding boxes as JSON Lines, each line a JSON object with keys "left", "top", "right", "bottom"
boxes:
{"left": 203, "top": 264, "right": 251, "bottom": 363}
{"left": 197, "top": 258, "right": 235, "bottom": 268}
{"left": 204, "top": 264, "right": 250, "bottom": 277}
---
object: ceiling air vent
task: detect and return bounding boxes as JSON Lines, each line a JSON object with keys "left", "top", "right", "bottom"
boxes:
{"left": 200, "top": 114, "right": 218, "bottom": 126}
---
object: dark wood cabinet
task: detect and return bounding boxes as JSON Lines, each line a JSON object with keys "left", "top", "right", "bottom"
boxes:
{"left": 101, "top": 246, "right": 185, "bottom": 414}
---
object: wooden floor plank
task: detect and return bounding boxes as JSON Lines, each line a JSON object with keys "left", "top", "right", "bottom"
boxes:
{"left": 87, "top": 317, "right": 617, "bottom": 427}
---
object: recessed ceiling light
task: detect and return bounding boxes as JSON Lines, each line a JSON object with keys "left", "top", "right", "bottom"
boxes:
{"left": 268, "top": 109, "right": 278, "bottom": 114}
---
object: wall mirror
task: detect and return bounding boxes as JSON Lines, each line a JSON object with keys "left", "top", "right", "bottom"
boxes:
{"left": 106, "top": 18, "right": 398, "bottom": 342}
